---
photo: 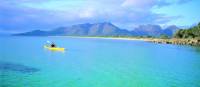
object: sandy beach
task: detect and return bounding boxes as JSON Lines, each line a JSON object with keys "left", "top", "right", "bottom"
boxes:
{"left": 50, "top": 36, "right": 200, "bottom": 46}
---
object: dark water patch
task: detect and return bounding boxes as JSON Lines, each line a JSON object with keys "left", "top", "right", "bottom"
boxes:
{"left": 0, "top": 61, "right": 40, "bottom": 73}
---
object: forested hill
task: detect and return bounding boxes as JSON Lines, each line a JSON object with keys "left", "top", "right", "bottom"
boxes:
{"left": 174, "top": 23, "right": 200, "bottom": 39}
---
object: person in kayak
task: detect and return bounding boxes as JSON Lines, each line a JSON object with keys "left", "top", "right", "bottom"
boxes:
{"left": 51, "top": 43, "right": 56, "bottom": 47}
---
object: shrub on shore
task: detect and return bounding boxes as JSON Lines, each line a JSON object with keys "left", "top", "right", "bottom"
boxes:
{"left": 159, "top": 34, "right": 169, "bottom": 39}
{"left": 174, "top": 22, "right": 200, "bottom": 39}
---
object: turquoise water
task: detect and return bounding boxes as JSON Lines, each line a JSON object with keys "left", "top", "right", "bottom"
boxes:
{"left": 1, "top": 37, "right": 200, "bottom": 87}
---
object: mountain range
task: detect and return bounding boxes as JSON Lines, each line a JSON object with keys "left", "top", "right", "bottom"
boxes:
{"left": 133, "top": 24, "right": 179, "bottom": 37}
{"left": 14, "top": 22, "right": 179, "bottom": 37}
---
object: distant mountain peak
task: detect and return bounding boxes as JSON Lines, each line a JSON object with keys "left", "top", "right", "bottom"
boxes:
{"left": 163, "top": 25, "right": 180, "bottom": 37}
{"left": 99, "top": 22, "right": 112, "bottom": 24}
{"left": 165, "top": 25, "right": 179, "bottom": 29}
{"left": 13, "top": 23, "right": 180, "bottom": 37}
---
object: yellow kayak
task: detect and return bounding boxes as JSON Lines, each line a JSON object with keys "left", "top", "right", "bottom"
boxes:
{"left": 44, "top": 45, "right": 65, "bottom": 51}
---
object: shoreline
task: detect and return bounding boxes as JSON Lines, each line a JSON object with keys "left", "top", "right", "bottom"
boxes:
{"left": 146, "top": 38, "right": 200, "bottom": 46}
{"left": 50, "top": 36, "right": 200, "bottom": 46}
{"left": 63, "top": 36, "right": 146, "bottom": 41}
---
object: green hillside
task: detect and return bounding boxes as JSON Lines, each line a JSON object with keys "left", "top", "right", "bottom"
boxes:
{"left": 174, "top": 23, "right": 200, "bottom": 39}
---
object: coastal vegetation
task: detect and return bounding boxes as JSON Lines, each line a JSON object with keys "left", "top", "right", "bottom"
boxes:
{"left": 159, "top": 34, "right": 169, "bottom": 39}
{"left": 174, "top": 22, "right": 200, "bottom": 39}
{"left": 146, "top": 23, "right": 200, "bottom": 46}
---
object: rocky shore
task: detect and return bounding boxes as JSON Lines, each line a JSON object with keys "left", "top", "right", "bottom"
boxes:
{"left": 145, "top": 38, "right": 200, "bottom": 46}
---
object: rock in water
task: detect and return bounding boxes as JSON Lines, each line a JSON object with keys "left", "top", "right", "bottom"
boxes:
{"left": 0, "top": 61, "right": 40, "bottom": 73}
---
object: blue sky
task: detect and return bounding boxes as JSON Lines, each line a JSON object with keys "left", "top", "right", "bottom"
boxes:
{"left": 0, "top": 0, "right": 200, "bottom": 33}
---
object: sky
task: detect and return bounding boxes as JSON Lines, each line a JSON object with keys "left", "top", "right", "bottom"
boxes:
{"left": 0, "top": 0, "right": 200, "bottom": 33}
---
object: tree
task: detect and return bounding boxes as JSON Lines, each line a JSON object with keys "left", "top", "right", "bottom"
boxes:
{"left": 173, "top": 22, "right": 200, "bottom": 39}
{"left": 160, "top": 34, "right": 169, "bottom": 39}
{"left": 174, "top": 29, "right": 183, "bottom": 38}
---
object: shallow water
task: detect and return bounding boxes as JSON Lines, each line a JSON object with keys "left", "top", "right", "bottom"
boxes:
{"left": 1, "top": 36, "right": 200, "bottom": 87}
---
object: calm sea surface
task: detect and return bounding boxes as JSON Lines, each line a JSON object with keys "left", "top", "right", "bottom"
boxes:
{"left": 1, "top": 36, "right": 200, "bottom": 87}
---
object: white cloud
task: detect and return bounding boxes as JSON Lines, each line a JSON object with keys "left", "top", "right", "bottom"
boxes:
{"left": 1, "top": 0, "right": 186, "bottom": 31}
{"left": 79, "top": 8, "right": 95, "bottom": 18}
{"left": 121, "top": 0, "right": 156, "bottom": 9}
